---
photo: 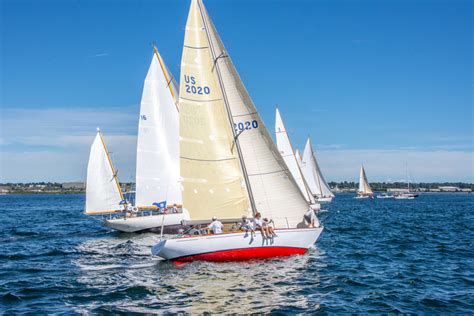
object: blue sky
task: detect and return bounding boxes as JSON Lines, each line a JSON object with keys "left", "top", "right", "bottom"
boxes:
{"left": 1, "top": 0, "right": 472, "bottom": 183}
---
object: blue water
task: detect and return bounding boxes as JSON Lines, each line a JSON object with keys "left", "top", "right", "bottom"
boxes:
{"left": 1, "top": 193, "right": 473, "bottom": 314}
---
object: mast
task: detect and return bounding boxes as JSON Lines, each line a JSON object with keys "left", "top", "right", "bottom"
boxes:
{"left": 98, "top": 128, "right": 124, "bottom": 201}
{"left": 197, "top": 0, "right": 256, "bottom": 214}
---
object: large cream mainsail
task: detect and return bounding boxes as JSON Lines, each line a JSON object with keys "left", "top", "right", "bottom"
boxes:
{"left": 275, "top": 108, "right": 315, "bottom": 204}
{"left": 189, "top": 0, "right": 310, "bottom": 228}
{"left": 179, "top": 0, "right": 251, "bottom": 221}
{"left": 85, "top": 129, "right": 124, "bottom": 214}
{"left": 302, "top": 138, "right": 334, "bottom": 198}
{"left": 358, "top": 165, "right": 373, "bottom": 195}
{"left": 136, "top": 48, "right": 181, "bottom": 208}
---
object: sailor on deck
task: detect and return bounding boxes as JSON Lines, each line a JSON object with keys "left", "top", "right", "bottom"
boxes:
{"left": 207, "top": 216, "right": 223, "bottom": 234}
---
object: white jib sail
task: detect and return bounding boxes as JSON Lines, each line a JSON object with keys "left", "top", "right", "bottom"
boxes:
{"left": 198, "top": 0, "right": 311, "bottom": 228}
{"left": 301, "top": 138, "right": 334, "bottom": 198}
{"left": 358, "top": 165, "right": 373, "bottom": 194}
{"left": 135, "top": 48, "right": 181, "bottom": 207}
{"left": 275, "top": 108, "right": 315, "bottom": 204}
{"left": 85, "top": 129, "right": 123, "bottom": 214}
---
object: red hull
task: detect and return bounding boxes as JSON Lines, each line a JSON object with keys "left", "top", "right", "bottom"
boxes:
{"left": 172, "top": 247, "right": 308, "bottom": 264}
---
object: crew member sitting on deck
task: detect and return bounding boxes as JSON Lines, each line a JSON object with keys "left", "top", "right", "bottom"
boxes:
{"left": 253, "top": 212, "right": 269, "bottom": 238}
{"left": 304, "top": 208, "right": 316, "bottom": 228}
{"left": 239, "top": 215, "right": 254, "bottom": 235}
{"left": 263, "top": 218, "right": 277, "bottom": 237}
{"left": 207, "top": 216, "right": 223, "bottom": 234}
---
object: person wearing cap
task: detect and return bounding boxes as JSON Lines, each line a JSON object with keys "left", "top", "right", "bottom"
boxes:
{"left": 207, "top": 216, "right": 224, "bottom": 234}
{"left": 239, "top": 215, "right": 254, "bottom": 234}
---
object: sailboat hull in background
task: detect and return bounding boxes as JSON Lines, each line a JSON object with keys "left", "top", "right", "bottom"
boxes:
{"left": 151, "top": 228, "right": 323, "bottom": 263}
{"left": 105, "top": 210, "right": 190, "bottom": 233}
{"left": 316, "top": 196, "right": 333, "bottom": 203}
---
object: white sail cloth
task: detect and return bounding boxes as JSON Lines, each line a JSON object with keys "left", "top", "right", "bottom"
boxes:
{"left": 135, "top": 50, "right": 181, "bottom": 207}
{"left": 179, "top": 0, "right": 310, "bottom": 228}
{"left": 301, "top": 138, "right": 334, "bottom": 198}
{"left": 85, "top": 130, "right": 123, "bottom": 214}
{"left": 275, "top": 108, "right": 315, "bottom": 204}
{"left": 358, "top": 166, "right": 373, "bottom": 194}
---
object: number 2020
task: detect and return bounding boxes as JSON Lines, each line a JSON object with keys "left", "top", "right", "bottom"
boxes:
{"left": 185, "top": 85, "right": 210, "bottom": 95}
{"left": 234, "top": 120, "right": 259, "bottom": 133}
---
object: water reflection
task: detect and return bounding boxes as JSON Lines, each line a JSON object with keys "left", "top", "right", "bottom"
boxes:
{"left": 73, "top": 234, "right": 323, "bottom": 313}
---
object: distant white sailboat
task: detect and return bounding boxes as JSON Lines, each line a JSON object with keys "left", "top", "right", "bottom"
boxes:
{"left": 355, "top": 165, "right": 374, "bottom": 199}
{"left": 301, "top": 138, "right": 335, "bottom": 203}
{"left": 275, "top": 108, "right": 319, "bottom": 210}
{"left": 394, "top": 164, "right": 419, "bottom": 200}
{"left": 85, "top": 128, "right": 124, "bottom": 215}
{"left": 85, "top": 47, "right": 189, "bottom": 232}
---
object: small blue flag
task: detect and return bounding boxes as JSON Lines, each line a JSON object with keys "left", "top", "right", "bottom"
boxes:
{"left": 119, "top": 199, "right": 129, "bottom": 205}
{"left": 153, "top": 201, "right": 167, "bottom": 209}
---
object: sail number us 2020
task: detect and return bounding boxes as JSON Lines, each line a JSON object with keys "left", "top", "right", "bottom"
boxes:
{"left": 184, "top": 75, "right": 210, "bottom": 95}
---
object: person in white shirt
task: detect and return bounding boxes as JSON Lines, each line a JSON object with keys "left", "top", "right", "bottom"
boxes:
{"left": 253, "top": 212, "right": 269, "bottom": 238}
{"left": 304, "top": 208, "right": 316, "bottom": 227}
{"left": 207, "top": 216, "right": 224, "bottom": 234}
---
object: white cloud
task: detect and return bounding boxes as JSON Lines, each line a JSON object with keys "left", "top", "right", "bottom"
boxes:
{"left": 1, "top": 107, "right": 473, "bottom": 183}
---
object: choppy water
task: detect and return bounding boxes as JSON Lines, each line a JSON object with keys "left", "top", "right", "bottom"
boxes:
{"left": 1, "top": 193, "right": 473, "bottom": 314}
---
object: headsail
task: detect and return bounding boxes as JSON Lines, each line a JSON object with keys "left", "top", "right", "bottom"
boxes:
{"left": 180, "top": 0, "right": 310, "bottom": 228}
{"left": 85, "top": 129, "right": 123, "bottom": 214}
{"left": 358, "top": 165, "right": 373, "bottom": 195}
{"left": 179, "top": 0, "right": 251, "bottom": 221}
{"left": 301, "top": 138, "right": 334, "bottom": 198}
{"left": 199, "top": 0, "right": 310, "bottom": 228}
{"left": 135, "top": 47, "right": 182, "bottom": 208}
{"left": 275, "top": 108, "right": 315, "bottom": 204}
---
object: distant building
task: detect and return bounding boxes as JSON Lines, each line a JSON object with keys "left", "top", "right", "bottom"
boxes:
{"left": 0, "top": 186, "right": 10, "bottom": 193}
{"left": 460, "top": 188, "right": 472, "bottom": 192}
{"left": 438, "top": 186, "right": 459, "bottom": 192}
{"left": 62, "top": 182, "right": 85, "bottom": 190}
{"left": 429, "top": 188, "right": 441, "bottom": 192}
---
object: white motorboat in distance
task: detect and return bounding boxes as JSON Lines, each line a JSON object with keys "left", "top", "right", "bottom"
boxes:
{"left": 376, "top": 193, "right": 394, "bottom": 199}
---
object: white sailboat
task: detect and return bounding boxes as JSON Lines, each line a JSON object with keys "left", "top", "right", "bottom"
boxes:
{"left": 151, "top": 0, "right": 322, "bottom": 262}
{"left": 85, "top": 47, "right": 189, "bottom": 232}
{"left": 394, "top": 164, "right": 419, "bottom": 200}
{"left": 85, "top": 128, "right": 124, "bottom": 215}
{"left": 355, "top": 165, "right": 374, "bottom": 199}
{"left": 301, "top": 138, "right": 335, "bottom": 203}
{"left": 275, "top": 108, "right": 319, "bottom": 209}
{"left": 107, "top": 47, "right": 189, "bottom": 232}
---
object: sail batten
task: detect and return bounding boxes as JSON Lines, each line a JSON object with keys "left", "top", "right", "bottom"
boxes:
{"left": 135, "top": 48, "right": 181, "bottom": 207}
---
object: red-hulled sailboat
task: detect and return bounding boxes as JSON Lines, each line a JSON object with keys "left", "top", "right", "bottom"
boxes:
{"left": 151, "top": 0, "right": 323, "bottom": 263}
